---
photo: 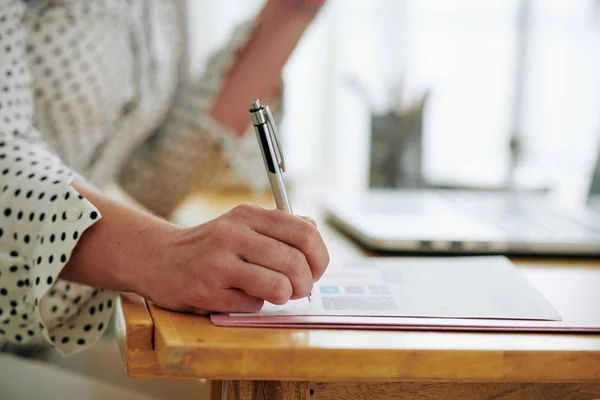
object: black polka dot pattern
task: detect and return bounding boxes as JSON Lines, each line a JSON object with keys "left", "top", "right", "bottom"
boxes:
{"left": 0, "top": 0, "right": 141, "bottom": 356}
{"left": 0, "top": 0, "right": 267, "bottom": 356}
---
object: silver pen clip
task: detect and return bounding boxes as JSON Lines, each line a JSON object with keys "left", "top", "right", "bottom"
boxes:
{"left": 264, "top": 105, "right": 286, "bottom": 173}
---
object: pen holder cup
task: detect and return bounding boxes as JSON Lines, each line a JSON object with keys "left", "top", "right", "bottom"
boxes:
{"left": 368, "top": 100, "right": 427, "bottom": 189}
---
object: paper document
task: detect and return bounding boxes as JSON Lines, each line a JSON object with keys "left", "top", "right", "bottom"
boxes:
{"left": 230, "top": 257, "right": 560, "bottom": 321}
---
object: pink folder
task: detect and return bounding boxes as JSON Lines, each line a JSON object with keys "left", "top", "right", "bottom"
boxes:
{"left": 211, "top": 264, "right": 600, "bottom": 333}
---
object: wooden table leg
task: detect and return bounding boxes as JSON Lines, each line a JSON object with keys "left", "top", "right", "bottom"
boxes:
{"left": 210, "top": 380, "right": 224, "bottom": 400}
{"left": 225, "top": 380, "right": 310, "bottom": 400}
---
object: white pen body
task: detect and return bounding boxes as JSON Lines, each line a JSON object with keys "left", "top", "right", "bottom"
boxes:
{"left": 253, "top": 124, "right": 293, "bottom": 213}
{"left": 270, "top": 168, "right": 292, "bottom": 213}
{"left": 250, "top": 99, "right": 311, "bottom": 301}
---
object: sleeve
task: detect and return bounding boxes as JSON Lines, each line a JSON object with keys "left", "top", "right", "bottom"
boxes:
{"left": 0, "top": 0, "right": 115, "bottom": 356}
{"left": 117, "top": 20, "right": 284, "bottom": 217}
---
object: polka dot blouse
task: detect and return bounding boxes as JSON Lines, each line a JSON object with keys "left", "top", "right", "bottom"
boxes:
{"left": 0, "top": 0, "right": 277, "bottom": 356}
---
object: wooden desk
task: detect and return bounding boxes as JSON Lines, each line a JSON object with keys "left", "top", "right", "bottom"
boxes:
{"left": 117, "top": 191, "right": 600, "bottom": 399}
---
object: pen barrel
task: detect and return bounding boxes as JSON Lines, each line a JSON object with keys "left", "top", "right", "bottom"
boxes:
{"left": 269, "top": 171, "right": 293, "bottom": 213}
{"left": 253, "top": 123, "right": 293, "bottom": 214}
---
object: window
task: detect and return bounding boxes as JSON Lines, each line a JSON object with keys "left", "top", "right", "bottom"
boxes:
{"left": 188, "top": 0, "right": 600, "bottom": 198}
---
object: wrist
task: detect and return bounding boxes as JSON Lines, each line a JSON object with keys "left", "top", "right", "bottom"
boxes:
{"left": 113, "top": 217, "right": 178, "bottom": 297}
{"left": 61, "top": 181, "right": 179, "bottom": 296}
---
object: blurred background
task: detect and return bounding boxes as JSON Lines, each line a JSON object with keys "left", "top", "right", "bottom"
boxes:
{"left": 188, "top": 0, "right": 600, "bottom": 203}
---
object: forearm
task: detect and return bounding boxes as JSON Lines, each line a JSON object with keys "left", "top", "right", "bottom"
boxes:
{"left": 59, "top": 181, "right": 176, "bottom": 295}
{"left": 118, "top": 2, "right": 310, "bottom": 214}
{"left": 210, "top": 0, "right": 322, "bottom": 135}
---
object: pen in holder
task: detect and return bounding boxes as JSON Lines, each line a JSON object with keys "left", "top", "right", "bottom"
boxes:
{"left": 345, "top": 76, "right": 429, "bottom": 189}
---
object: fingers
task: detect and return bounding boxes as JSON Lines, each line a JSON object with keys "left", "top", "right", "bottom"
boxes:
{"left": 181, "top": 286, "right": 264, "bottom": 314}
{"left": 210, "top": 288, "right": 265, "bottom": 313}
{"left": 230, "top": 205, "right": 329, "bottom": 281}
{"left": 299, "top": 216, "right": 317, "bottom": 227}
{"left": 237, "top": 230, "right": 313, "bottom": 299}
{"left": 226, "top": 259, "right": 294, "bottom": 305}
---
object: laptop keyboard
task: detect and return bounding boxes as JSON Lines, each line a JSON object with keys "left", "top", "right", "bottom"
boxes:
{"left": 446, "top": 194, "right": 600, "bottom": 239}
{"left": 362, "top": 191, "right": 600, "bottom": 241}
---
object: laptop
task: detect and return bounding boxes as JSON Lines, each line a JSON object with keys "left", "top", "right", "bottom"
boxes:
{"left": 324, "top": 151, "right": 600, "bottom": 256}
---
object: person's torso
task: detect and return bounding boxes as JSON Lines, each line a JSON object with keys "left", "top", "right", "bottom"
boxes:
{"left": 21, "top": 0, "right": 185, "bottom": 184}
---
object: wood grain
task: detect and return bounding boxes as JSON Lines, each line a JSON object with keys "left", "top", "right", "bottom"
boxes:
{"left": 116, "top": 294, "right": 188, "bottom": 379}
{"left": 116, "top": 294, "right": 154, "bottom": 352}
{"left": 148, "top": 299, "right": 600, "bottom": 382}
{"left": 211, "top": 380, "right": 224, "bottom": 400}
{"left": 226, "top": 381, "right": 310, "bottom": 400}
{"left": 310, "top": 382, "right": 600, "bottom": 400}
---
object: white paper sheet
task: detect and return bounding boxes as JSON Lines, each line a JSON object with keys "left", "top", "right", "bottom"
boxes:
{"left": 232, "top": 256, "right": 561, "bottom": 321}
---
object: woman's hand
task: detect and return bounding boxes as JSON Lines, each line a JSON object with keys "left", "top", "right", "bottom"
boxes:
{"left": 60, "top": 182, "right": 329, "bottom": 314}
{"left": 210, "top": 0, "right": 327, "bottom": 135}
{"left": 139, "top": 204, "right": 329, "bottom": 313}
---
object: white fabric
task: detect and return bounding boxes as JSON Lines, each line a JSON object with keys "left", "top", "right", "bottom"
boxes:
{"left": 0, "top": 0, "right": 277, "bottom": 356}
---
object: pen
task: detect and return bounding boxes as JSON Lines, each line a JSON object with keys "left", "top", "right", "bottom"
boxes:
{"left": 249, "top": 99, "right": 312, "bottom": 302}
